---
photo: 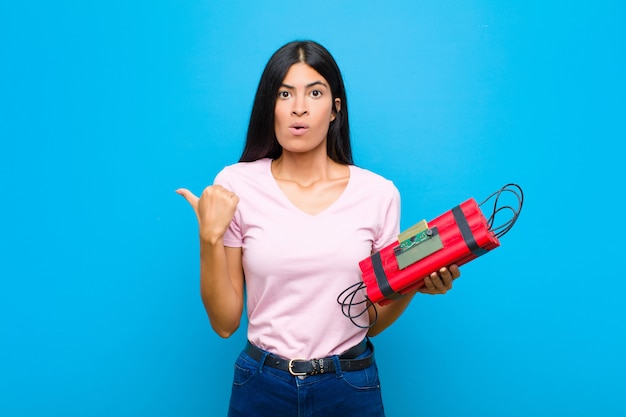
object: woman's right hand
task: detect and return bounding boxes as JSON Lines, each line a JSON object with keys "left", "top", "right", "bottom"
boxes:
{"left": 176, "top": 185, "right": 240, "bottom": 244}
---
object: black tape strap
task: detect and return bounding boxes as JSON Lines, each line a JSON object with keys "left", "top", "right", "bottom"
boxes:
{"left": 371, "top": 251, "right": 403, "bottom": 300}
{"left": 452, "top": 205, "right": 488, "bottom": 257}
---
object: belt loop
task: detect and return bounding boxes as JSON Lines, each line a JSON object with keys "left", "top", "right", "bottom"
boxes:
{"left": 258, "top": 351, "right": 270, "bottom": 373}
{"left": 331, "top": 354, "right": 343, "bottom": 378}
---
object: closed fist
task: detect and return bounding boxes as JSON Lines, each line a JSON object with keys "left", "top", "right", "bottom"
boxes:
{"left": 176, "top": 185, "right": 240, "bottom": 243}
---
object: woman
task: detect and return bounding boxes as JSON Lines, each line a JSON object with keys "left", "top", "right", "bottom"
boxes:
{"left": 177, "top": 40, "right": 460, "bottom": 417}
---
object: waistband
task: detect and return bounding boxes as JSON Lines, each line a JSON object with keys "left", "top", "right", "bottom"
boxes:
{"left": 244, "top": 339, "right": 374, "bottom": 376}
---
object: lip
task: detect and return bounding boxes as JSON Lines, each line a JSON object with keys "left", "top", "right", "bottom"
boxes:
{"left": 288, "top": 123, "right": 310, "bottom": 136}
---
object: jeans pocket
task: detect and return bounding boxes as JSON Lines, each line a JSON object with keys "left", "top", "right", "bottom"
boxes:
{"left": 341, "top": 363, "right": 381, "bottom": 391}
{"left": 232, "top": 354, "right": 258, "bottom": 387}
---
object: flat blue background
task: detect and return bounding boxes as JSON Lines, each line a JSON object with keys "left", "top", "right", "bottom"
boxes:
{"left": 1, "top": 1, "right": 624, "bottom": 416}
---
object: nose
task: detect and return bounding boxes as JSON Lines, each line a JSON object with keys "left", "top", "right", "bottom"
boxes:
{"left": 291, "top": 95, "right": 308, "bottom": 116}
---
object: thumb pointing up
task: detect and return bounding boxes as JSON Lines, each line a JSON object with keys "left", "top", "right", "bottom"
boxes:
{"left": 176, "top": 185, "right": 239, "bottom": 243}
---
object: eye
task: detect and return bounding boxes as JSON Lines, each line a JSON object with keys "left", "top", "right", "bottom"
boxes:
{"left": 310, "top": 89, "right": 323, "bottom": 98}
{"left": 278, "top": 90, "right": 291, "bottom": 99}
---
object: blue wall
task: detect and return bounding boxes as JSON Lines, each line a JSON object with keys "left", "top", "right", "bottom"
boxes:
{"left": 1, "top": 1, "right": 624, "bottom": 416}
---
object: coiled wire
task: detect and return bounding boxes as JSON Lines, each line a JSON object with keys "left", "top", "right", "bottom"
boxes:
{"left": 337, "top": 281, "right": 377, "bottom": 329}
{"left": 478, "top": 183, "right": 524, "bottom": 238}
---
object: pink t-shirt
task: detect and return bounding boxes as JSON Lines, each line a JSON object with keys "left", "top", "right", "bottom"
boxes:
{"left": 214, "top": 158, "right": 400, "bottom": 359}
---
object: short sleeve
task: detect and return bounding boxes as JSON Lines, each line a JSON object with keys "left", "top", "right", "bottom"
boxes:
{"left": 372, "top": 183, "right": 401, "bottom": 252}
{"left": 213, "top": 168, "right": 243, "bottom": 248}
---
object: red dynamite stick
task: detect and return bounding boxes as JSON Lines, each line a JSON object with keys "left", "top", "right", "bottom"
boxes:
{"left": 359, "top": 198, "right": 499, "bottom": 305}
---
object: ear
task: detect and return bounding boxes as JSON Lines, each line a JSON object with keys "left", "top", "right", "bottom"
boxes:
{"left": 331, "top": 98, "right": 342, "bottom": 121}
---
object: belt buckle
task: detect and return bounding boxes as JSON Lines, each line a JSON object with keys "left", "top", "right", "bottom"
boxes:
{"left": 288, "top": 358, "right": 307, "bottom": 376}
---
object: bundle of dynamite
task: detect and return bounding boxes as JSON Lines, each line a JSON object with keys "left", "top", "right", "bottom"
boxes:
{"left": 338, "top": 184, "right": 523, "bottom": 326}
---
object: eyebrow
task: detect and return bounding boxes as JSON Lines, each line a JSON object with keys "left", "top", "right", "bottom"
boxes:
{"left": 280, "top": 81, "right": 328, "bottom": 89}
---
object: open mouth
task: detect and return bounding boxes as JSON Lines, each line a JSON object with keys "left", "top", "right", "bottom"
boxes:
{"left": 289, "top": 123, "right": 309, "bottom": 135}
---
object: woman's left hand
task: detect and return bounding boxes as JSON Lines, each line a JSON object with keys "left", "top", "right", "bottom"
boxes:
{"left": 418, "top": 264, "right": 460, "bottom": 295}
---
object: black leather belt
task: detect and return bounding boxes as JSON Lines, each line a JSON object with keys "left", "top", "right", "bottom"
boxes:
{"left": 244, "top": 339, "right": 374, "bottom": 376}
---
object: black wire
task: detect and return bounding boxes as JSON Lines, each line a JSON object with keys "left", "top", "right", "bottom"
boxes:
{"left": 337, "top": 281, "right": 377, "bottom": 329}
{"left": 479, "top": 183, "right": 524, "bottom": 238}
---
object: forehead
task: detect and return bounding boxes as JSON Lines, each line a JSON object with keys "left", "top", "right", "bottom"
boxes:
{"left": 282, "top": 63, "right": 328, "bottom": 86}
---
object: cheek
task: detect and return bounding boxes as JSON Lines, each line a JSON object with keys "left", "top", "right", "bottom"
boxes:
{"left": 274, "top": 106, "right": 286, "bottom": 125}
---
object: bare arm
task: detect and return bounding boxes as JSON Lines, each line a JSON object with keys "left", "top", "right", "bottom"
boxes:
{"left": 367, "top": 265, "right": 460, "bottom": 337}
{"left": 199, "top": 242, "right": 244, "bottom": 337}
{"left": 177, "top": 186, "right": 245, "bottom": 338}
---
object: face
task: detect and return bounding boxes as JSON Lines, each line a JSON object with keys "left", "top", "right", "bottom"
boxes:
{"left": 274, "top": 63, "right": 341, "bottom": 156}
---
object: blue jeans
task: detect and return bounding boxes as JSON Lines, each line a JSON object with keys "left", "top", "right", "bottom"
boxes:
{"left": 227, "top": 342, "right": 385, "bottom": 417}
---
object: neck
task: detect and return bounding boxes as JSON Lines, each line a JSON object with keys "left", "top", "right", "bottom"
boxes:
{"left": 272, "top": 152, "right": 343, "bottom": 186}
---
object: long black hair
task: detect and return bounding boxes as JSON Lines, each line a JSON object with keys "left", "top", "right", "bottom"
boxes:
{"left": 239, "top": 41, "right": 353, "bottom": 164}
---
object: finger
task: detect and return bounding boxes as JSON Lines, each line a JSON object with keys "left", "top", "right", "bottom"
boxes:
{"left": 175, "top": 188, "right": 199, "bottom": 208}
{"left": 426, "top": 272, "right": 445, "bottom": 293}
{"left": 418, "top": 276, "right": 436, "bottom": 294}
{"left": 449, "top": 264, "right": 461, "bottom": 279}
{"left": 438, "top": 267, "right": 454, "bottom": 288}
{"left": 430, "top": 270, "right": 446, "bottom": 293}
{"left": 199, "top": 186, "right": 240, "bottom": 212}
